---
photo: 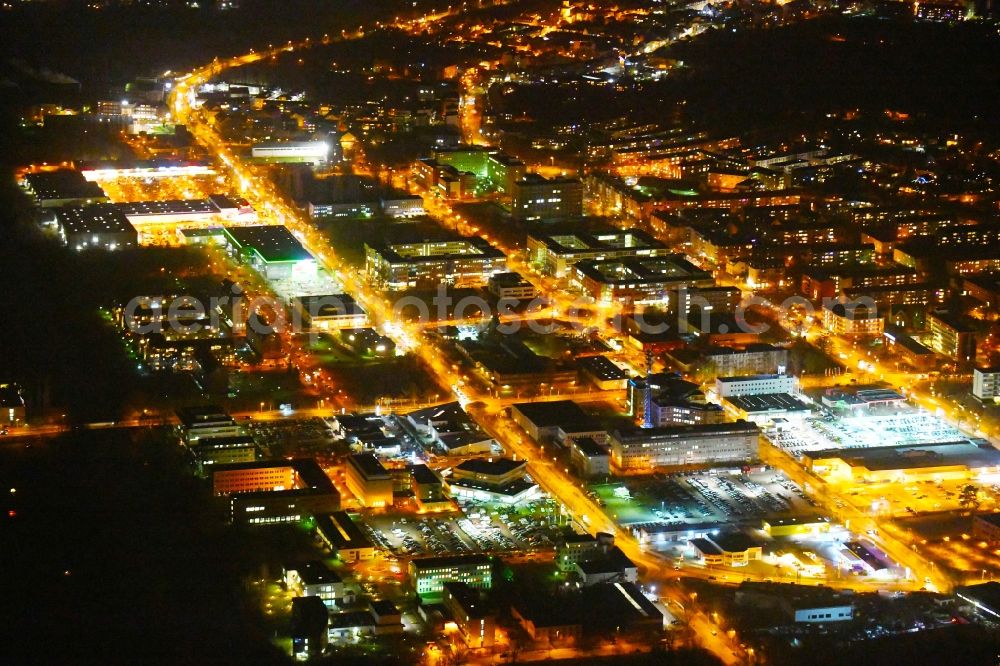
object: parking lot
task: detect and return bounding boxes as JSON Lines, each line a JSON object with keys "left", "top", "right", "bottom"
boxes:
{"left": 591, "top": 469, "right": 817, "bottom": 528}
{"left": 766, "top": 407, "right": 965, "bottom": 456}
{"left": 363, "top": 499, "right": 564, "bottom": 557}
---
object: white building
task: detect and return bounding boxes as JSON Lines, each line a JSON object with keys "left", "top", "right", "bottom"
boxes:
{"left": 973, "top": 367, "right": 1000, "bottom": 402}
{"left": 251, "top": 140, "right": 330, "bottom": 163}
{"left": 793, "top": 605, "right": 853, "bottom": 623}
{"left": 716, "top": 374, "right": 797, "bottom": 398}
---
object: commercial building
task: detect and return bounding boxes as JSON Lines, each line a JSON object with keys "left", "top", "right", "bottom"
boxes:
{"left": 485, "top": 152, "right": 526, "bottom": 194}
{"left": 487, "top": 272, "right": 536, "bottom": 300}
{"left": 315, "top": 511, "right": 376, "bottom": 562}
{"left": 510, "top": 400, "right": 607, "bottom": 444}
{"left": 973, "top": 367, "right": 1000, "bottom": 402}
{"left": 715, "top": 374, "right": 797, "bottom": 398}
{"left": 345, "top": 453, "right": 394, "bottom": 508}
{"left": 56, "top": 205, "right": 139, "bottom": 251}
{"left": 527, "top": 229, "right": 666, "bottom": 278}
{"left": 409, "top": 554, "right": 492, "bottom": 599}
{"left": 928, "top": 310, "right": 976, "bottom": 362}
{"left": 22, "top": 169, "right": 108, "bottom": 207}
{"left": 569, "top": 437, "right": 610, "bottom": 477}
{"left": 723, "top": 393, "right": 812, "bottom": 425}
{"left": 803, "top": 441, "right": 1000, "bottom": 483}
{"left": 189, "top": 435, "right": 259, "bottom": 466}
{"left": 284, "top": 561, "right": 345, "bottom": 608}
{"left": 291, "top": 294, "right": 368, "bottom": 331}
{"left": 222, "top": 225, "right": 315, "bottom": 281}
{"left": 627, "top": 374, "right": 724, "bottom": 427}
{"left": 410, "top": 464, "right": 449, "bottom": 510}
{"left": 689, "top": 533, "right": 763, "bottom": 567}
{"left": 511, "top": 174, "right": 583, "bottom": 222}
{"left": 571, "top": 255, "right": 714, "bottom": 305}
{"left": 761, "top": 516, "right": 831, "bottom": 538}
{"left": 177, "top": 405, "right": 243, "bottom": 443}
{"left": 794, "top": 605, "right": 854, "bottom": 623}
{"left": 578, "top": 355, "right": 629, "bottom": 390}
{"left": 365, "top": 236, "right": 506, "bottom": 290}
{"left": 883, "top": 326, "right": 937, "bottom": 371}
{"left": 405, "top": 402, "right": 495, "bottom": 456}
{"left": 211, "top": 459, "right": 341, "bottom": 525}
{"left": 609, "top": 421, "right": 760, "bottom": 470}
{"left": 442, "top": 582, "right": 496, "bottom": 648}
{"left": 251, "top": 140, "right": 331, "bottom": 163}
{"left": 447, "top": 458, "right": 539, "bottom": 505}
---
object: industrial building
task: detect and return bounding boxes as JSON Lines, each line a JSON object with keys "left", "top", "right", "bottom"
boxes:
{"left": 609, "top": 421, "right": 760, "bottom": 470}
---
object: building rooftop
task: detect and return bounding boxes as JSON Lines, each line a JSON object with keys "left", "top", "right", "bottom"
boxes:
{"left": 25, "top": 169, "right": 106, "bottom": 201}
{"left": 577, "top": 355, "right": 629, "bottom": 382}
{"left": 56, "top": 205, "right": 137, "bottom": 235}
{"left": 117, "top": 199, "right": 220, "bottom": 218}
{"left": 409, "top": 554, "right": 492, "bottom": 570}
{"left": 223, "top": 225, "right": 312, "bottom": 263}
{"left": 453, "top": 457, "right": 526, "bottom": 477}
{"left": 293, "top": 294, "right": 366, "bottom": 318}
{"left": 613, "top": 420, "right": 759, "bottom": 444}
{"left": 725, "top": 393, "right": 811, "bottom": 414}
{"left": 574, "top": 255, "right": 711, "bottom": 285}
{"left": 347, "top": 452, "right": 391, "bottom": 480}
{"left": 212, "top": 458, "right": 335, "bottom": 493}
{"left": 176, "top": 404, "right": 232, "bottom": 428}
{"left": 315, "top": 511, "right": 373, "bottom": 551}
{"left": 806, "top": 441, "right": 1000, "bottom": 471}
{"left": 529, "top": 228, "right": 664, "bottom": 255}
{"left": 289, "top": 560, "right": 342, "bottom": 586}
{"left": 512, "top": 400, "right": 593, "bottom": 428}
{"left": 571, "top": 437, "right": 609, "bottom": 458}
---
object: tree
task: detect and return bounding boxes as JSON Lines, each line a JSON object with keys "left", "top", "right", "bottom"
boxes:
{"left": 959, "top": 484, "right": 981, "bottom": 511}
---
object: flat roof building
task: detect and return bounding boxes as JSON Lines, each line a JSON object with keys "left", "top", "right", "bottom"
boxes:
{"left": 571, "top": 254, "right": 714, "bottom": 305}
{"left": 511, "top": 174, "right": 583, "bottom": 222}
{"left": 223, "top": 225, "right": 316, "bottom": 281}
{"left": 23, "top": 169, "right": 108, "bottom": 207}
{"left": 609, "top": 421, "right": 760, "bottom": 470}
{"left": 527, "top": 228, "right": 667, "bottom": 278}
{"left": 365, "top": 236, "right": 506, "bottom": 290}
{"left": 211, "top": 459, "right": 340, "bottom": 525}
{"left": 315, "top": 511, "right": 376, "bottom": 562}
{"left": 56, "top": 205, "right": 138, "bottom": 251}
{"left": 804, "top": 441, "right": 1000, "bottom": 483}
{"left": 409, "top": 555, "right": 492, "bottom": 600}
{"left": 510, "top": 400, "right": 607, "bottom": 444}
{"left": 345, "top": 453, "right": 394, "bottom": 508}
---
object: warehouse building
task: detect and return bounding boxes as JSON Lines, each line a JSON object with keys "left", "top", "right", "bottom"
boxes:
{"left": 223, "top": 225, "right": 316, "bottom": 281}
